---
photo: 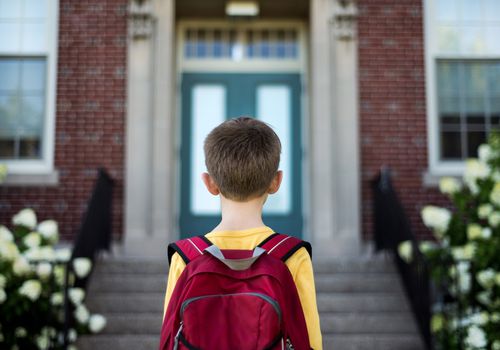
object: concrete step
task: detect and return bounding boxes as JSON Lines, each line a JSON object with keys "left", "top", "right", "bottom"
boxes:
{"left": 324, "top": 334, "right": 425, "bottom": 350}
{"left": 88, "top": 272, "right": 403, "bottom": 294}
{"left": 317, "top": 293, "right": 409, "bottom": 313}
{"left": 86, "top": 292, "right": 409, "bottom": 314}
{"left": 321, "top": 312, "right": 418, "bottom": 334}
{"left": 77, "top": 333, "right": 425, "bottom": 350}
{"left": 94, "top": 255, "right": 395, "bottom": 275}
{"left": 98, "top": 311, "right": 417, "bottom": 336}
{"left": 77, "top": 335, "right": 159, "bottom": 350}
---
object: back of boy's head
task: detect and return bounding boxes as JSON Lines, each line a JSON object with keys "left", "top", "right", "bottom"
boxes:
{"left": 204, "top": 116, "right": 281, "bottom": 201}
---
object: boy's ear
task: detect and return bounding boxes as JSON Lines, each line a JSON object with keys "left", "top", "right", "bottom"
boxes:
{"left": 267, "top": 170, "right": 283, "bottom": 194}
{"left": 202, "top": 172, "right": 220, "bottom": 196}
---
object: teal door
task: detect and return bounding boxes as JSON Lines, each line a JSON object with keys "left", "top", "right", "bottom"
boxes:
{"left": 180, "top": 73, "right": 302, "bottom": 237}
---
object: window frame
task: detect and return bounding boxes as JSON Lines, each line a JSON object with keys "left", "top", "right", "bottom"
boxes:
{"left": 0, "top": 0, "right": 59, "bottom": 175}
{"left": 424, "top": 0, "right": 500, "bottom": 176}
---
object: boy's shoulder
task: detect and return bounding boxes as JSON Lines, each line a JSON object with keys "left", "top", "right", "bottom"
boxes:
{"left": 168, "top": 233, "right": 311, "bottom": 266}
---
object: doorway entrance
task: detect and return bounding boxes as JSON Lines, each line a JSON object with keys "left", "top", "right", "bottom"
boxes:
{"left": 179, "top": 72, "right": 303, "bottom": 237}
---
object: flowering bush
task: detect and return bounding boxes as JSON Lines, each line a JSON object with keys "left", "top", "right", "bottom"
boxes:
{"left": 0, "top": 209, "right": 106, "bottom": 349}
{"left": 399, "top": 134, "right": 500, "bottom": 349}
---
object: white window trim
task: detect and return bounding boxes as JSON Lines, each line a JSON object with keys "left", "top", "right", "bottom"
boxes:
{"left": 423, "top": 0, "right": 500, "bottom": 179}
{"left": 2, "top": 0, "right": 59, "bottom": 176}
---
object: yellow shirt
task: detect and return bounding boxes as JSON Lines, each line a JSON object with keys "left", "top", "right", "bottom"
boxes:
{"left": 163, "top": 226, "right": 323, "bottom": 350}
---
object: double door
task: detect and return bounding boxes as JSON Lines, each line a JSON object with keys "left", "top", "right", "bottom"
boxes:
{"left": 180, "top": 73, "right": 303, "bottom": 237}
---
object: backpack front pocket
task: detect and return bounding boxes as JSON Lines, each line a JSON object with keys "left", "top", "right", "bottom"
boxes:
{"left": 176, "top": 292, "right": 282, "bottom": 350}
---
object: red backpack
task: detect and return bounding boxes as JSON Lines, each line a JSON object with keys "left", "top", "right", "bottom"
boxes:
{"left": 159, "top": 233, "right": 312, "bottom": 350}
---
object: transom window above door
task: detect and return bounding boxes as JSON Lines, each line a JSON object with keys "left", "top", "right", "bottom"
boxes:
{"left": 177, "top": 21, "right": 305, "bottom": 72}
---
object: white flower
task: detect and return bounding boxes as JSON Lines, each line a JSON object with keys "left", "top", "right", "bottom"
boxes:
{"left": 15, "top": 327, "right": 27, "bottom": 338}
{"left": 89, "top": 314, "right": 107, "bottom": 333}
{"left": 12, "top": 208, "right": 37, "bottom": 229}
{"left": 468, "top": 312, "right": 489, "bottom": 326}
{"left": 73, "top": 257, "right": 92, "bottom": 278}
{"left": 491, "top": 182, "right": 500, "bottom": 206}
{"left": 55, "top": 248, "right": 72, "bottom": 262}
{"left": 0, "top": 288, "right": 6, "bottom": 304}
{"left": 0, "top": 241, "right": 19, "bottom": 261}
{"left": 418, "top": 240, "right": 438, "bottom": 254}
{"left": 439, "top": 177, "right": 461, "bottom": 195}
{"left": 68, "top": 328, "right": 77, "bottom": 342}
{"left": 24, "top": 246, "right": 56, "bottom": 262}
{"left": 36, "top": 334, "right": 49, "bottom": 349}
{"left": 488, "top": 211, "right": 500, "bottom": 227}
{"left": 421, "top": 206, "right": 452, "bottom": 238}
{"left": 0, "top": 274, "right": 6, "bottom": 289}
{"left": 0, "top": 163, "right": 7, "bottom": 183}
{"left": 0, "top": 225, "right": 13, "bottom": 242}
{"left": 19, "top": 280, "right": 42, "bottom": 301}
{"left": 69, "top": 288, "right": 85, "bottom": 305}
{"left": 50, "top": 292, "right": 63, "bottom": 306}
{"left": 23, "top": 232, "right": 41, "bottom": 249}
{"left": 465, "top": 325, "right": 487, "bottom": 348}
{"left": 431, "top": 313, "right": 444, "bottom": 333}
{"left": 493, "top": 340, "right": 500, "bottom": 350}
{"left": 478, "top": 144, "right": 492, "bottom": 162}
{"left": 481, "top": 227, "right": 492, "bottom": 239}
{"left": 477, "top": 291, "right": 491, "bottom": 305}
{"left": 477, "top": 269, "right": 496, "bottom": 289}
{"left": 74, "top": 304, "right": 90, "bottom": 324}
{"left": 53, "top": 265, "right": 65, "bottom": 286}
{"left": 466, "top": 224, "right": 482, "bottom": 240}
{"left": 496, "top": 273, "right": 500, "bottom": 286}
{"left": 451, "top": 244, "right": 476, "bottom": 261}
{"left": 37, "top": 220, "right": 59, "bottom": 243}
{"left": 36, "top": 262, "right": 52, "bottom": 279}
{"left": 13, "top": 256, "right": 32, "bottom": 276}
{"left": 477, "top": 204, "right": 493, "bottom": 219}
{"left": 464, "top": 159, "right": 490, "bottom": 194}
{"left": 397, "top": 240, "right": 413, "bottom": 263}
{"left": 456, "top": 261, "right": 471, "bottom": 293}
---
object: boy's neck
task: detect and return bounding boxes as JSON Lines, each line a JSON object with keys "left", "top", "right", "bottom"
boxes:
{"left": 212, "top": 194, "right": 267, "bottom": 232}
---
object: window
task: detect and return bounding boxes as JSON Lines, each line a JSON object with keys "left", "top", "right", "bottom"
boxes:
{"left": 0, "top": 0, "right": 58, "bottom": 173}
{"left": 425, "top": 0, "right": 500, "bottom": 173}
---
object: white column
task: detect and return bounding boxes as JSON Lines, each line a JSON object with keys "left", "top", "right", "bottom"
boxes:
{"left": 124, "top": 0, "right": 175, "bottom": 256}
{"left": 310, "top": 0, "right": 361, "bottom": 257}
{"left": 309, "top": 0, "right": 336, "bottom": 255}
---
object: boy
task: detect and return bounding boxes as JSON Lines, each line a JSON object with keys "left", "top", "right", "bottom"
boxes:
{"left": 162, "top": 117, "right": 322, "bottom": 349}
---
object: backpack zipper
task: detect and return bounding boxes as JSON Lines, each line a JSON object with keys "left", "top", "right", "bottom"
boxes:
{"left": 180, "top": 292, "right": 282, "bottom": 324}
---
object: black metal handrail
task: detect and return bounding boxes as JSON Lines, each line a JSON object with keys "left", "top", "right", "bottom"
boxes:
{"left": 62, "top": 168, "right": 114, "bottom": 348}
{"left": 371, "top": 167, "right": 432, "bottom": 349}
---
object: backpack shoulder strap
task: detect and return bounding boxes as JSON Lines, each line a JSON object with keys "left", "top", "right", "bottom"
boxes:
{"left": 168, "top": 235, "right": 213, "bottom": 265}
{"left": 258, "top": 233, "right": 312, "bottom": 262}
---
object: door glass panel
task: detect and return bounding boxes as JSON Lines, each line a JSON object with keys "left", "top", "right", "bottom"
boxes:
{"left": 191, "top": 84, "right": 225, "bottom": 215}
{"left": 257, "top": 85, "right": 291, "bottom": 214}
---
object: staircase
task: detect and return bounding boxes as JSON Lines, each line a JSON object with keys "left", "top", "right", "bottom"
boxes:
{"left": 77, "top": 255, "right": 425, "bottom": 350}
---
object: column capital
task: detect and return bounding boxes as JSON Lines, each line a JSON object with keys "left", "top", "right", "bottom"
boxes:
{"left": 331, "top": 0, "right": 358, "bottom": 41}
{"left": 128, "top": 0, "right": 155, "bottom": 40}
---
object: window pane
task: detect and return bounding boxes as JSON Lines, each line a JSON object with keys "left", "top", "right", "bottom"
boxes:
{"left": 0, "top": 58, "right": 45, "bottom": 160}
{"left": 441, "top": 132, "right": 462, "bottom": 159}
{"left": 461, "top": 26, "right": 486, "bottom": 54}
{"left": 22, "top": 21, "right": 46, "bottom": 52}
{"left": 190, "top": 84, "right": 226, "bottom": 215}
{"left": 21, "top": 59, "right": 46, "bottom": 91}
{"left": 257, "top": 85, "right": 291, "bottom": 214}
{"left": 459, "top": 0, "right": 483, "bottom": 21}
{"left": 486, "top": 26, "right": 500, "bottom": 54}
{"left": 0, "top": 60, "right": 20, "bottom": 90}
{"left": 0, "top": 0, "right": 21, "bottom": 18}
{"left": 467, "top": 131, "right": 486, "bottom": 157}
{"left": 485, "top": 0, "right": 500, "bottom": 21}
{"left": 436, "top": 0, "right": 459, "bottom": 21}
{"left": 24, "top": 0, "right": 48, "bottom": 19}
{"left": 437, "top": 25, "right": 460, "bottom": 53}
{"left": 0, "top": 22, "right": 20, "bottom": 51}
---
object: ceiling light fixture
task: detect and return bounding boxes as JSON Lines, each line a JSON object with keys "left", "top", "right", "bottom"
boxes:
{"left": 225, "top": 1, "right": 259, "bottom": 17}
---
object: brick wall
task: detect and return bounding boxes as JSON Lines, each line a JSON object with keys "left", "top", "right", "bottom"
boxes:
{"left": 0, "top": 0, "right": 127, "bottom": 241}
{"left": 358, "top": 0, "right": 450, "bottom": 240}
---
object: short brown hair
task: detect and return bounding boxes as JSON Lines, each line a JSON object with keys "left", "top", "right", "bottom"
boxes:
{"left": 204, "top": 117, "right": 281, "bottom": 201}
